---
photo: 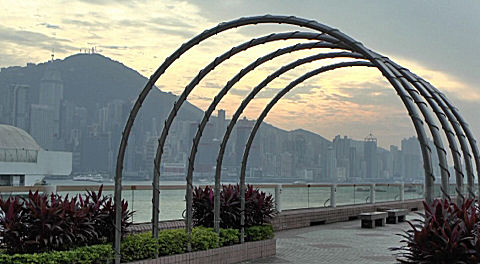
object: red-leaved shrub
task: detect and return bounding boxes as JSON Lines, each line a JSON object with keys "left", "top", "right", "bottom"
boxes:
{"left": 392, "top": 199, "right": 480, "bottom": 263}
{"left": 192, "top": 184, "right": 275, "bottom": 229}
{"left": 0, "top": 185, "right": 133, "bottom": 254}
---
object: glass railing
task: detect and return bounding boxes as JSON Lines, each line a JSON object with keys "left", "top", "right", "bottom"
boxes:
{"left": 1, "top": 183, "right": 475, "bottom": 223}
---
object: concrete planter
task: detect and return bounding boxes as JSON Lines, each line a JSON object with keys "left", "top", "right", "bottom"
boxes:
{"left": 127, "top": 239, "right": 276, "bottom": 264}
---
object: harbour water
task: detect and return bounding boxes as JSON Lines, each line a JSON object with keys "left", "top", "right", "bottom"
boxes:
{"left": 43, "top": 179, "right": 428, "bottom": 223}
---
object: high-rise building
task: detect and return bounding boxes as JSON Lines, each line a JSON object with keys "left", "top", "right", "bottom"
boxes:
{"left": 333, "top": 135, "right": 352, "bottom": 180}
{"left": 401, "top": 137, "right": 423, "bottom": 181}
{"left": 216, "top": 109, "right": 226, "bottom": 140}
{"left": 235, "top": 117, "right": 254, "bottom": 164}
{"left": 390, "top": 145, "right": 403, "bottom": 180}
{"left": 80, "top": 132, "right": 111, "bottom": 172}
{"left": 6, "top": 84, "right": 30, "bottom": 132}
{"left": 326, "top": 146, "right": 337, "bottom": 181}
{"left": 280, "top": 151, "right": 293, "bottom": 179}
{"left": 39, "top": 64, "right": 63, "bottom": 138}
{"left": 364, "top": 133, "right": 378, "bottom": 179}
{"left": 30, "top": 104, "right": 55, "bottom": 150}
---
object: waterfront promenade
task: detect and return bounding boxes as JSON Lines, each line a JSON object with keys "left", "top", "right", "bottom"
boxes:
{"left": 246, "top": 213, "right": 417, "bottom": 264}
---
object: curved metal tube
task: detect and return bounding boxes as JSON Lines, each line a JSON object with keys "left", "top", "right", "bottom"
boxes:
{"left": 370, "top": 59, "right": 435, "bottom": 203}
{"left": 435, "top": 93, "right": 480, "bottom": 198}
{"left": 239, "top": 61, "right": 373, "bottom": 238}
{"left": 182, "top": 43, "right": 355, "bottom": 232}
{"left": 383, "top": 63, "right": 451, "bottom": 200}
{"left": 114, "top": 15, "right": 359, "bottom": 258}
{"left": 149, "top": 31, "right": 342, "bottom": 241}
{"left": 389, "top": 64, "right": 466, "bottom": 202}
{"left": 114, "top": 15, "right": 457, "bottom": 261}
{"left": 214, "top": 54, "right": 436, "bottom": 243}
{"left": 419, "top": 80, "right": 478, "bottom": 198}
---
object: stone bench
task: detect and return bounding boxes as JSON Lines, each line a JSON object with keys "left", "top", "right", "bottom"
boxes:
{"left": 359, "top": 212, "right": 387, "bottom": 228}
{"left": 386, "top": 209, "right": 408, "bottom": 224}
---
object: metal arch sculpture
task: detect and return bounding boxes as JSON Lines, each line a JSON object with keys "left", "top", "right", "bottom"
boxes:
{"left": 418, "top": 79, "right": 480, "bottom": 197}
{"left": 213, "top": 53, "right": 448, "bottom": 241}
{"left": 185, "top": 33, "right": 478, "bottom": 245}
{"left": 185, "top": 52, "right": 366, "bottom": 220}
{"left": 386, "top": 64, "right": 466, "bottom": 198}
{"left": 149, "top": 31, "right": 342, "bottom": 240}
{"left": 113, "top": 15, "right": 479, "bottom": 263}
{"left": 182, "top": 43, "right": 358, "bottom": 231}
{"left": 183, "top": 37, "right": 473, "bottom": 237}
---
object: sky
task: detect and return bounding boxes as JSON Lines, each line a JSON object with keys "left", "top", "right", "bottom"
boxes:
{"left": 0, "top": 0, "right": 479, "bottom": 148}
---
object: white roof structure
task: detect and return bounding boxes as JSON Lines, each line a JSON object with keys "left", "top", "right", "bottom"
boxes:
{"left": 0, "top": 124, "right": 41, "bottom": 151}
{"left": 0, "top": 125, "right": 41, "bottom": 163}
{"left": 0, "top": 124, "right": 72, "bottom": 185}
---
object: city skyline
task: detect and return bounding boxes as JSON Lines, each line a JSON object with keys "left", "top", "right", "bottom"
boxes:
{"left": 1, "top": 0, "right": 479, "bottom": 148}
{"left": 0, "top": 55, "right": 434, "bottom": 183}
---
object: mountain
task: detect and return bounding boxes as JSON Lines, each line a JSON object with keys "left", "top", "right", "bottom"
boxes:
{"left": 0, "top": 53, "right": 203, "bottom": 128}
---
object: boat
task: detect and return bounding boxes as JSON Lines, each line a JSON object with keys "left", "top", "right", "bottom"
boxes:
{"left": 73, "top": 173, "right": 104, "bottom": 183}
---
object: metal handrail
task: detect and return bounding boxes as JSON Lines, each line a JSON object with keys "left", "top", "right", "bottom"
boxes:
{"left": 0, "top": 183, "right": 429, "bottom": 193}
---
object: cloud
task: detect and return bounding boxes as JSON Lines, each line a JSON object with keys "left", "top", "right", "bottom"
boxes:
{"left": 150, "top": 26, "right": 197, "bottom": 39}
{"left": 38, "top": 23, "right": 61, "bottom": 29}
{"left": 100, "top": 45, "right": 129, "bottom": 50}
{"left": 75, "top": 0, "right": 133, "bottom": 5}
{"left": 149, "top": 17, "right": 196, "bottom": 29}
{"left": 61, "top": 18, "right": 109, "bottom": 30}
{"left": 0, "top": 25, "right": 76, "bottom": 52}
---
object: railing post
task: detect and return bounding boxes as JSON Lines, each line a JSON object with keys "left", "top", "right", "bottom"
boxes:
{"left": 400, "top": 183, "right": 405, "bottom": 201}
{"left": 370, "top": 184, "right": 376, "bottom": 204}
{"left": 330, "top": 184, "right": 336, "bottom": 208}
{"left": 275, "top": 184, "right": 282, "bottom": 213}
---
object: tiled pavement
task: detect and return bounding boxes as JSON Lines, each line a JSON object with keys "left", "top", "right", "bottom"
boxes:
{"left": 244, "top": 213, "right": 420, "bottom": 264}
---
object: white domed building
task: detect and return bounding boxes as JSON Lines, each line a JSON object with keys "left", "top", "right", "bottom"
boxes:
{"left": 0, "top": 124, "right": 72, "bottom": 186}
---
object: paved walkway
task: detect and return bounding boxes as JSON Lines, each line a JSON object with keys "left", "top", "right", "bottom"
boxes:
{"left": 245, "top": 213, "right": 419, "bottom": 264}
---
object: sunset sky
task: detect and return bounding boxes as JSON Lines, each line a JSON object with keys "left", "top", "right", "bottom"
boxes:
{"left": 1, "top": 0, "right": 479, "bottom": 148}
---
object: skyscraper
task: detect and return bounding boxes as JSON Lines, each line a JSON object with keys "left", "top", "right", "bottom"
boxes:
{"left": 30, "top": 104, "right": 55, "bottom": 149}
{"left": 7, "top": 84, "right": 30, "bottom": 132}
{"left": 39, "top": 64, "right": 63, "bottom": 137}
{"left": 364, "top": 133, "right": 378, "bottom": 180}
{"left": 216, "top": 109, "right": 226, "bottom": 140}
{"left": 30, "top": 63, "right": 64, "bottom": 150}
{"left": 401, "top": 137, "right": 423, "bottom": 181}
{"left": 326, "top": 146, "right": 337, "bottom": 181}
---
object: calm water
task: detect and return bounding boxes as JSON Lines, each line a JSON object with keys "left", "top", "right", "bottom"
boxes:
{"left": 42, "top": 179, "right": 428, "bottom": 223}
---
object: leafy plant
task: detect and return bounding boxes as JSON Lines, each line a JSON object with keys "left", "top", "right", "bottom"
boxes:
{"left": 157, "top": 229, "right": 188, "bottom": 256}
{"left": 191, "top": 227, "right": 219, "bottom": 251}
{"left": 245, "top": 224, "right": 274, "bottom": 242}
{"left": 0, "top": 196, "right": 27, "bottom": 253}
{"left": 121, "top": 232, "right": 159, "bottom": 262}
{"left": 392, "top": 198, "right": 480, "bottom": 263}
{"left": 0, "top": 244, "right": 114, "bottom": 264}
{"left": 0, "top": 226, "right": 270, "bottom": 263}
{"left": 192, "top": 185, "right": 214, "bottom": 228}
{"left": 82, "top": 185, "right": 133, "bottom": 243}
{"left": 219, "top": 228, "right": 240, "bottom": 246}
{"left": 0, "top": 185, "right": 133, "bottom": 254}
{"left": 192, "top": 184, "right": 275, "bottom": 229}
{"left": 244, "top": 185, "right": 275, "bottom": 227}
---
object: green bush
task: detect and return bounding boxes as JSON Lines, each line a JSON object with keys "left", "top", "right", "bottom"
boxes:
{"left": 157, "top": 229, "right": 188, "bottom": 256}
{"left": 0, "top": 226, "right": 272, "bottom": 263}
{"left": 121, "top": 232, "right": 159, "bottom": 263}
{"left": 245, "top": 224, "right": 274, "bottom": 242}
{"left": 191, "top": 227, "right": 219, "bottom": 251}
{"left": 0, "top": 244, "right": 114, "bottom": 264}
{"left": 219, "top": 228, "right": 239, "bottom": 246}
